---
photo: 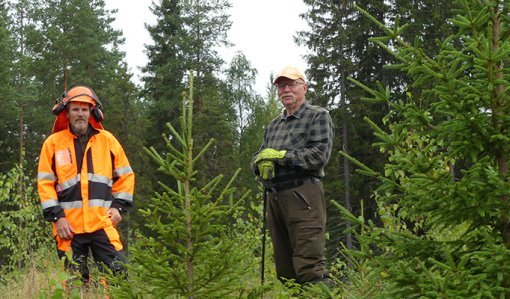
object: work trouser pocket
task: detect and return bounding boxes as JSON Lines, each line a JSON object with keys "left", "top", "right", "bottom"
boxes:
{"left": 285, "top": 182, "right": 326, "bottom": 224}
{"left": 293, "top": 190, "right": 311, "bottom": 210}
{"left": 299, "top": 225, "right": 323, "bottom": 245}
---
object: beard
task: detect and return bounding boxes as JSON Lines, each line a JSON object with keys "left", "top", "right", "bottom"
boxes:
{"left": 71, "top": 119, "right": 89, "bottom": 136}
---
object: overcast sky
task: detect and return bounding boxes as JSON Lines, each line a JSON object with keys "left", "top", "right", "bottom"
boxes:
{"left": 104, "top": 0, "right": 309, "bottom": 95}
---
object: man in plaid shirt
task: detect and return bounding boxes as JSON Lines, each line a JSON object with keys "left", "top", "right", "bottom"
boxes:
{"left": 252, "top": 66, "right": 334, "bottom": 286}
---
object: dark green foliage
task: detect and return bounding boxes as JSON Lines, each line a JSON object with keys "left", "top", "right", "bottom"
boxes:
{"left": 339, "top": 0, "right": 510, "bottom": 296}
{"left": 0, "top": 0, "right": 16, "bottom": 172}
{"left": 142, "top": 0, "right": 231, "bottom": 144}
{"left": 4, "top": 0, "right": 42, "bottom": 174}
{"left": 142, "top": 0, "right": 188, "bottom": 149}
{"left": 192, "top": 75, "right": 238, "bottom": 185}
{"left": 30, "top": 0, "right": 124, "bottom": 86}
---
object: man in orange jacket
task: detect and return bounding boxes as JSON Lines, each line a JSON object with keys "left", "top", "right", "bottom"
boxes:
{"left": 37, "top": 85, "right": 135, "bottom": 283}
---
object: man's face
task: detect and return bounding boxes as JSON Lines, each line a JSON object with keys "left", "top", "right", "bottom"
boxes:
{"left": 276, "top": 77, "right": 308, "bottom": 112}
{"left": 66, "top": 101, "right": 91, "bottom": 135}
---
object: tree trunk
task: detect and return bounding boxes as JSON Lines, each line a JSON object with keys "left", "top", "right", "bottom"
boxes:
{"left": 339, "top": 47, "right": 352, "bottom": 250}
{"left": 490, "top": 4, "right": 510, "bottom": 248}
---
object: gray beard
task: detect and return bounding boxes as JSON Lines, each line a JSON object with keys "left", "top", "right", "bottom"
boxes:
{"left": 70, "top": 123, "right": 90, "bottom": 137}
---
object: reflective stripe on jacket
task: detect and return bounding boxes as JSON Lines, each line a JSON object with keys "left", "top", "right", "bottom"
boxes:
{"left": 37, "top": 127, "right": 135, "bottom": 234}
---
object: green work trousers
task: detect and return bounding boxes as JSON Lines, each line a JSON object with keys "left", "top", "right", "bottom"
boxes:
{"left": 266, "top": 180, "right": 328, "bottom": 283}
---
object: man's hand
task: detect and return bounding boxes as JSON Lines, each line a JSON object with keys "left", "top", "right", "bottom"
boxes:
{"left": 254, "top": 148, "right": 286, "bottom": 164}
{"left": 56, "top": 218, "right": 74, "bottom": 240}
{"left": 107, "top": 208, "right": 122, "bottom": 226}
{"left": 257, "top": 160, "right": 275, "bottom": 180}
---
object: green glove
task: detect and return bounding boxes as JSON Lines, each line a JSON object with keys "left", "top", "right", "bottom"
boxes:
{"left": 254, "top": 148, "right": 286, "bottom": 164}
{"left": 257, "top": 160, "right": 275, "bottom": 180}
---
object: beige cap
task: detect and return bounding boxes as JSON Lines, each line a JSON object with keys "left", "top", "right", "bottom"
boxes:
{"left": 273, "top": 66, "right": 306, "bottom": 84}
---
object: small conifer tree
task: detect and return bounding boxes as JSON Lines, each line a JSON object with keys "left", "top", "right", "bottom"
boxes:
{"left": 337, "top": 0, "right": 510, "bottom": 297}
{"left": 113, "top": 74, "right": 257, "bottom": 298}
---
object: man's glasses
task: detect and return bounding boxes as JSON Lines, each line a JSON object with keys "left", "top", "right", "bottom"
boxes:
{"left": 275, "top": 81, "right": 305, "bottom": 90}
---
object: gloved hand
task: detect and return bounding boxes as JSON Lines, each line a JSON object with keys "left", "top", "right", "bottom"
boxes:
{"left": 254, "top": 148, "right": 286, "bottom": 164}
{"left": 257, "top": 160, "right": 275, "bottom": 180}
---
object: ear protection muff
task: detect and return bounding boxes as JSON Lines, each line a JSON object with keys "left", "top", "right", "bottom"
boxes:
{"left": 88, "top": 92, "right": 104, "bottom": 122}
{"left": 51, "top": 90, "right": 69, "bottom": 116}
{"left": 52, "top": 85, "right": 104, "bottom": 122}
{"left": 91, "top": 103, "right": 104, "bottom": 122}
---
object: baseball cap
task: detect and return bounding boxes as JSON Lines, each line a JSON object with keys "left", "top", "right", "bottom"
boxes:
{"left": 273, "top": 66, "right": 306, "bottom": 84}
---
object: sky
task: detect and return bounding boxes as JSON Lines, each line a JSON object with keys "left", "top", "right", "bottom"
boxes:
{"left": 104, "top": 0, "right": 309, "bottom": 95}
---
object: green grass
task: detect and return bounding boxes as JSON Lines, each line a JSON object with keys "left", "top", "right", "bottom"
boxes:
{"left": 0, "top": 246, "right": 354, "bottom": 298}
{"left": 0, "top": 248, "right": 109, "bottom": 299}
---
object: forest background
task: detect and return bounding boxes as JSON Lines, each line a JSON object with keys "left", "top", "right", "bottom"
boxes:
{"left": 1, "top": 0, "right": 510, "bottom": 298}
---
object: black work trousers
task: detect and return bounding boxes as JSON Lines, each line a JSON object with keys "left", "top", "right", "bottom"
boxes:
{"left": 266, "top": 179, "right": 328, "bottom": 283}
{"left": 57, "top": 229, "right": 126, "bottom": 283}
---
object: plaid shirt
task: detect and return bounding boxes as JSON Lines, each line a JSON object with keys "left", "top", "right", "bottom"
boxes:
{"left": 253, "top": 101, "right": 334, "bottom": 181}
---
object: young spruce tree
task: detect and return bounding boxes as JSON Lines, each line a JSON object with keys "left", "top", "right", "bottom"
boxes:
{"left": 112, "top": 75, "right": 257, "bottom": 298}
{"left": 339, "top": 0, "right": 510, "bottom": 297}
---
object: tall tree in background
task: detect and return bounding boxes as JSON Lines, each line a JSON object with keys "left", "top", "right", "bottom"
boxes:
{"left": 224, "top": 52, "right": 261, "bottom": 184}
{"left": 7, "top": 0, "right": 46, "bottom": 203}
{"left": 143, "top": 0, "right": 236, "bottom": 184}
{"left": 7, "top": 0, "right": 134, "bottom": 175}
{"left": 0, "top": 0, "right": 16, "bottom": 172}
{"left": 31, "top": 0, "right": 124, "bottom": 89}
{"left": 173, "top": 0, "right": 235, "bottom": 184}
{"left": 225, "top": 52, "right": 257, "bottom": 159}
{"left": 297, "top": 0, "right": 393, "bottom": 254}
{"left": 143, "top": 0, "right": 232, "bottom": 139}
{"left": 143, "top": 0, "right": 187, "bottom": 149}
{"left": 389, "top": 0, "right": 454, "bottom": 105}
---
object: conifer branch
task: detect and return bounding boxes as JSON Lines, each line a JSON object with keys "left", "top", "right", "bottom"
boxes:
{"left": 162, "top": 133, "right": 187, "bottom": 160}
{"left": 200, "top": 174, "right": 223, "bottom": 197}
{"left": 192, "top": 138, "right": 215, "bottom": 163}
{"left": 157, "top": 181, "right": 181, "bottom": 198}
{"left": 165, "top": 122, "right": 187, "bottom": 148}
{"left": 217, "top": 168, "right": 241, "bottom": 201}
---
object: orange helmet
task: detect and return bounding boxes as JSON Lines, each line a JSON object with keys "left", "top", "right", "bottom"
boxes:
{"left": 51, "top": 85, "right": 104, "bottom": 133}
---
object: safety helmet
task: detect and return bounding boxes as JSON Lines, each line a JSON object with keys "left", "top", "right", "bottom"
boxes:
{"left": 51, "top": 85, "right": 104, "bottom": 133}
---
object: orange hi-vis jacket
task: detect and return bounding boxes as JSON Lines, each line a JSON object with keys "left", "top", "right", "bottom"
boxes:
{"left": 37, "top": 126, "right": 135, "bottom": 237}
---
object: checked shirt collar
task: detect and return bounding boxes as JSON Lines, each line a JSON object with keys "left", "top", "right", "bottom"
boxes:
{"left": 279, "top": 101, "right": 308, "bottom": 121}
